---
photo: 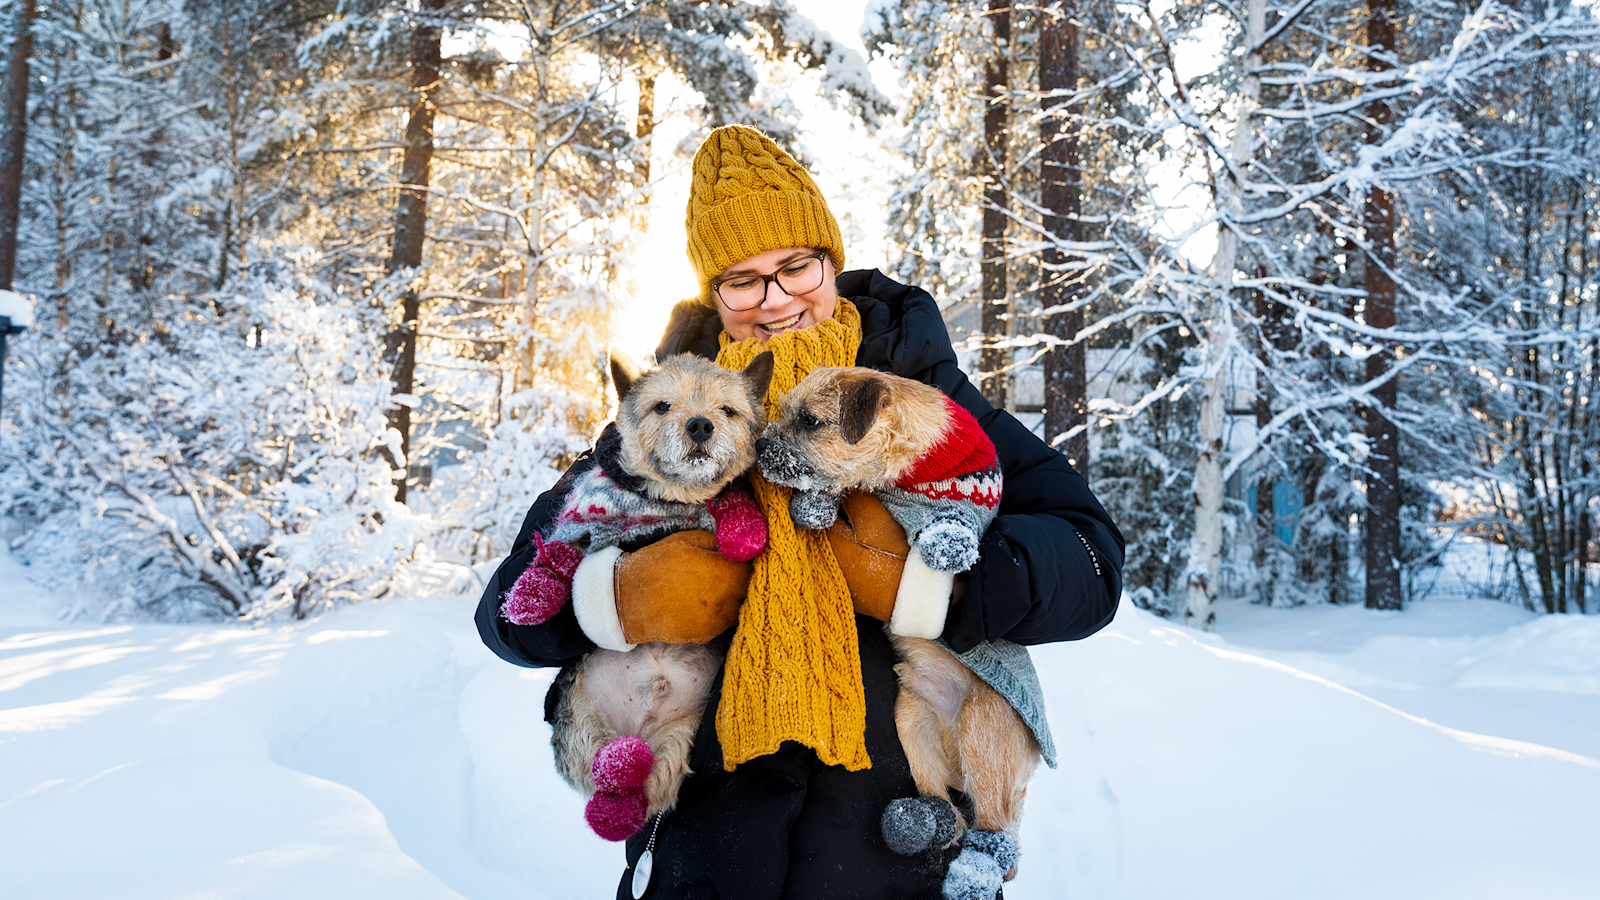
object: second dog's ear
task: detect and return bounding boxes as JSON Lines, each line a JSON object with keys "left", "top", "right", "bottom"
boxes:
{"left": 839, "top": 374, "right": 886, "bottom": 445}
{"left": 610, "top": 353, "right": 643, "bottom": 404}
{"left": 742, "top": 350, "right": 775, "bottom": 406}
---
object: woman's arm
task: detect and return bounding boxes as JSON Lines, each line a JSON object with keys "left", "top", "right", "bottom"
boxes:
{"left": 937, "top": 368, "right": 1125, "bottom": 652}
{"left": 474, "top": 456, "right": 601, "bottom": 668}
{"left": 474, "top": 452, "right": 756, "bottom": 666}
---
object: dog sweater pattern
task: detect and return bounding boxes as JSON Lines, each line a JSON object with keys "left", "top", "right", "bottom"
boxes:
{"left": 547, "top": 427, "right": 718, "bottom": 552}
{"left": 876, "top": 397, "right": 1003, "bottom": 569}
{"left": 893, "top": 397, "right": 1002, "bottom": 510}
{"left": 500, "top": 423, "right": 766, "bottom": 627}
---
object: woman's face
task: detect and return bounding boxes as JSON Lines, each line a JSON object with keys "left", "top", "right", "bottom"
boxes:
{"left": 712, "top": 247, "right": 838, "bottom": 343}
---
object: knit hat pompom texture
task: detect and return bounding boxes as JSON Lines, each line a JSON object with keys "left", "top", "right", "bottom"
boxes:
{"left": 686, "top": 125, "right": 845, "bottom": 299}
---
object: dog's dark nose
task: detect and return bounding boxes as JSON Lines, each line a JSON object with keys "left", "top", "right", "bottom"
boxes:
{"left": 686, "top": 417, "right": 714, "bottom": 444}
{"left": 755, "top": 437, "right": 771, "bottom": 455}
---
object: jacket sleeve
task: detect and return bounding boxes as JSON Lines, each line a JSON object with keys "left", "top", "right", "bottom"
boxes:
{"left": 931, "top": 362, "right": 1126, "bottom": 654}
{"left": 473, "top": 454, "right": 601, "bottom": 668}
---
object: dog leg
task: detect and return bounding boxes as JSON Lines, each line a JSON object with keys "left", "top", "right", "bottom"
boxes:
{"left": 882, "top": 683, "right": 962, "bottom": 855}
{"left": 957, "top": 684, "right": 1038, "bottom": 835}
{"left": 955, "top": 683, "right": 1039, "bottom": 883}
{"left": 883, "top": 644, "right": 968, "bottom": 857}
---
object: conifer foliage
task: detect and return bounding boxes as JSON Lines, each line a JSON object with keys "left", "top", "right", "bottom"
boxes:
{"left": 870, "top": 0, "right": 1600, "bottom": 621}
{"left": 1, "top": 0, "right": 1597, "bottom": 623}
{"left": 0, "top": 0, "right": 884, "bottom": 619}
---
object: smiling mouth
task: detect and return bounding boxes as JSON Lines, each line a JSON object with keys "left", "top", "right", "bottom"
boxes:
{"left": 758, "top": 313, "right": 803, "bottom": 334}
{"left": 685, "top": 449, "right": 713, "bottom": 462}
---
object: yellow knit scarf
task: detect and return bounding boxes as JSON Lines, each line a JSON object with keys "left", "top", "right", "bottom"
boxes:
{"left": 713, "top": 298, "right": 871, "bottom": 772}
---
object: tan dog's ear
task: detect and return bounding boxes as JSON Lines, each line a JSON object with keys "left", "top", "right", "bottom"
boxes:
{"left": 610, "top": 353, "right": 643, "bottom": 404}
{"left": 839, "top": 374, "right": 886, "bottom": 445}
{"left": 742, "top": 350, "right": 775, "bottom": 406}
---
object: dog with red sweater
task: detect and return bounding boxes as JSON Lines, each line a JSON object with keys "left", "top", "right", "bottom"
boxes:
{"left": 758, "top": 366, "right": 1053, "bottom": 898}
{"left": 502, "top": 351, "right": 773, "bottom": 842}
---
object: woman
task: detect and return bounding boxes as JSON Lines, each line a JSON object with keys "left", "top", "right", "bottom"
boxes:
{"left": 475, "top": 125, "right": 1124, "bottom": 899}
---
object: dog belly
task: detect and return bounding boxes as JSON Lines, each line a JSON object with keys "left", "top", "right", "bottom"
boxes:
{"left": 580, "top": 642, "right": 719, "bottom": 738}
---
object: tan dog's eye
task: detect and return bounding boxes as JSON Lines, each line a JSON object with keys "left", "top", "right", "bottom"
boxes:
{"left": 799, "top": 412, "right": 825, "bottom": 430}
{"left": 720, "top": 406, "right": 737, "bottom": 418}
{"left": 654, "top": 401, "right": 671, "bottom": 414}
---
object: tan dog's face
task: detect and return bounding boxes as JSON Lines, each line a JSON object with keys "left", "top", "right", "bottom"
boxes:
{"left": 758, "top": 366, "right": 950, "bottom": 493}
{"left": 612, "top": 352, "right": 774, "bottom": 504}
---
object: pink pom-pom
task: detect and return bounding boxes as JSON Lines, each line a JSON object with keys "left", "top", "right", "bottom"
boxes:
{"left": 501, "top": 564, "right": 571, "bottom": 625}
{"left": 708, "top": 491, "right": 769, "bottom": 561}
{"left": 592, "top": 734, "right": 654, "bottom": 792}
{"left": 537, "top": 538, "right": 585, "bottom": 579}
{"left": 585, "top": 789, "right": 648, "bottom": 841}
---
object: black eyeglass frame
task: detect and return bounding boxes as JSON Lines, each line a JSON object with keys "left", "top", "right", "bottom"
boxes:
{"left": 711, "top": 251, "right": 830, "bottom": 312}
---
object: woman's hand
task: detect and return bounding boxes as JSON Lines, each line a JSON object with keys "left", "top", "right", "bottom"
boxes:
{"left": 824, "top": 492, "right": 911, "bottom": 622}
{"left": 607, "top": 531, "right": 751, "bottom": 646}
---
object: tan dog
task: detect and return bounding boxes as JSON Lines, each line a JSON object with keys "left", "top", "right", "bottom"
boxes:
{"left": 758, "top": 367, "right": 1042, "bottom": 891}
{"left": 536, "top": 352, "right": 772, "bottom": 842}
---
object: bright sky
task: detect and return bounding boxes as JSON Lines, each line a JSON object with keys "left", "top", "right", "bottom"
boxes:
{"left": 612, "top": 0, "right": 1220, "bottom": 360}
{"left": 613, "top": 0, "right": 890, "bottom": 363}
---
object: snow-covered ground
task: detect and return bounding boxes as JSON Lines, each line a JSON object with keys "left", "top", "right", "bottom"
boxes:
{"left": 3, "top": 542, "right": 1597, "bottom": 900}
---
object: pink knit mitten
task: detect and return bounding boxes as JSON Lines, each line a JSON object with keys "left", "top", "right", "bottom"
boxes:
{"left": 592, "top": 735, "right": 654, "bottom": 792}
{"left": 586, "top": 789, "right": 648, "bottom": 841}
{"left": 500, "top": 536, "right": 585, "bottom": 625}
{"left": 707, "top": 489, "right": 768, "bottom": 561}
{"left": 585, "top": 735, "right": 655, "bottom": 841}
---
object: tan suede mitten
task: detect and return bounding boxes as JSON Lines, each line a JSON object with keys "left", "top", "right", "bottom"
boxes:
{"left": 615, "top": 530, "right": 751, "bottom": 645}
{"left": 825, "top": 492, "right": 911, "bottom": 622}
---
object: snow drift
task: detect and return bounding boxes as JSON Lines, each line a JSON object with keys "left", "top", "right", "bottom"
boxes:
{"left": 2, "top": 547, "right": 1597, "bottom": 899}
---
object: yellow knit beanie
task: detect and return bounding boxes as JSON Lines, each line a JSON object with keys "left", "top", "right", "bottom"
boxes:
{"left": 685, "top": 125, "right": 846, "bottom": 301}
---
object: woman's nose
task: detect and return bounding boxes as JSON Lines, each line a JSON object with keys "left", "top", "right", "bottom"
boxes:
{"left": 761, "top": 277, "right": 792, "bottom": 307}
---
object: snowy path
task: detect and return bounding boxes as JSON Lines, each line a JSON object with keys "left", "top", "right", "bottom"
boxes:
{"left": 2, "top": 547, "right": 1598, "bottom": 900}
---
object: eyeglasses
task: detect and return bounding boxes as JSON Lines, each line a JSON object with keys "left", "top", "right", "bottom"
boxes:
{"left": 711, "top": 252, "right": 829, "bottom": 311}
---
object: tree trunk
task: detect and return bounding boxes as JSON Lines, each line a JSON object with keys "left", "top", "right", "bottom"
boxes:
{"left": 384, "top": 0, "right": 446, "bottom": 503}
{"left": 980, "top": 0, "right": 1010, "bottom": 409}
{"left": 1363, "top": 0, "right": 1402, "bottom": 610}
{"left": 1039, "top": 1, "right": 1088, "bottom": 470}
{"left": 1185, "top": 0, "right": 1263, "bottom": 631}
{"left": 635, "top": 72, "right": 654, "bottom": 230}
{"left": 0, "top": 0, "right": 39, "bottom": 291}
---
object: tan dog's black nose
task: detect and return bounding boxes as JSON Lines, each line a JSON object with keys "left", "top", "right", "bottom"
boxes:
{"left": 686, "top": 416, "right": 714, "bottom": 444}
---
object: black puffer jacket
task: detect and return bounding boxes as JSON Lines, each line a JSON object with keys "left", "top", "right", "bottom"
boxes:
{"left": 474, "top": 270, "right": 1124, "bottom": 899}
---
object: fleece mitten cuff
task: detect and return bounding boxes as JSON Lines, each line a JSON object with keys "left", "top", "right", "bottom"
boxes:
{"left": 572, "top": 545, "right": 633, "bottom": 651}
{"left": 889, "top": 552, "right": 955, "bottom": 640}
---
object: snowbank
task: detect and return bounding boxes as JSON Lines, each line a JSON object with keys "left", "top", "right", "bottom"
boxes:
{"left": 2, "top": 548, "right": 1597, "bottom": 899}
{"left": 0, "top": 289, "right": 34, "bottom": 329}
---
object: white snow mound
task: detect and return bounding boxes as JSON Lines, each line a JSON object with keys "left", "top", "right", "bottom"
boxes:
{"left": 0, "top": 289, "right": 34, "bottom": 328}
{"left": 2, "top": 545, "right": 1597, "bottom": 900}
